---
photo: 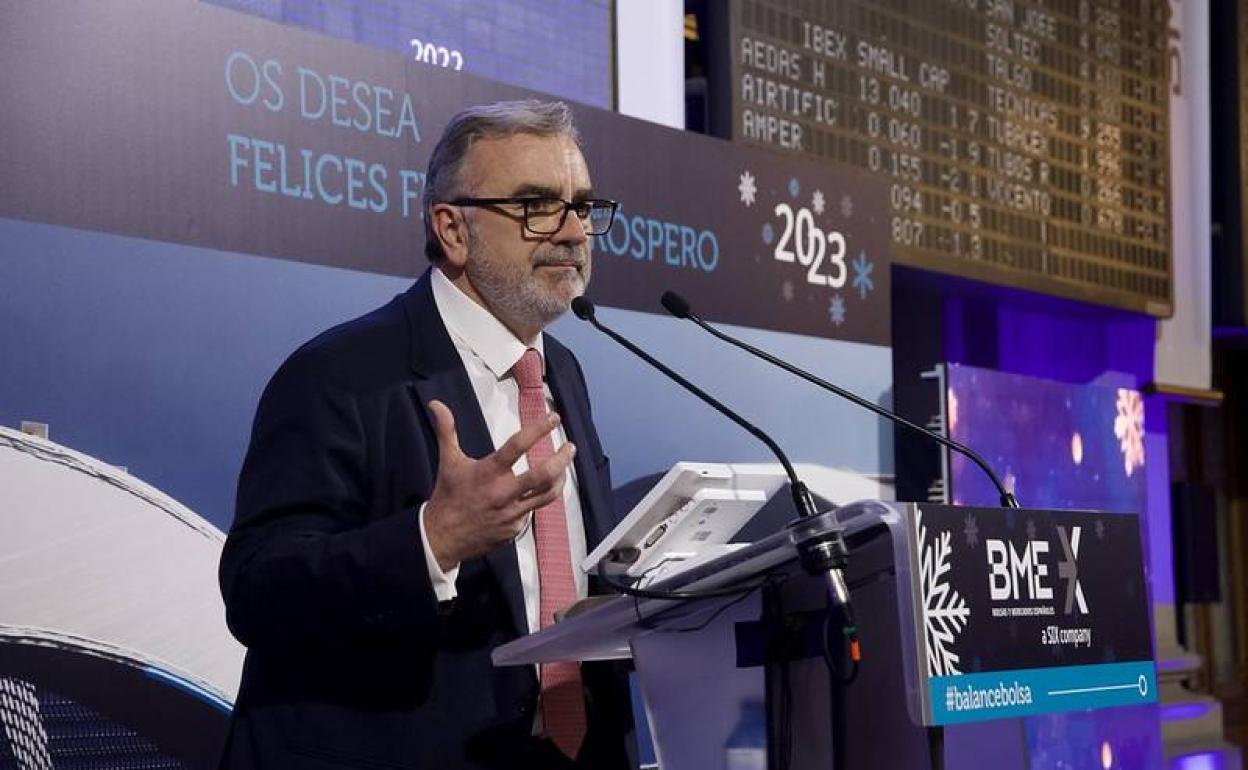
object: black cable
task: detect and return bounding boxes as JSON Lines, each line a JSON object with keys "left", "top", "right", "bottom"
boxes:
{"left": 668, "top": 578, "right": 771, "bottom": 634}
{"left": 761, "top": 579, "right": 794, "bottom": 770}
{"left": 928, "top": 727, "right": 946, "bottom": 770}
{"left": 596, "top": 566, "right": 771, "bottom": 601}
{"left": 820, "top": 601, "right": 859, "bottom": 770}
{"left": 596, "top": 561, "right": 776, "bottom": 634}
{"left": 821, "top": 605, "right": 860, "bottom": 686}
{"left": 780, "top": 650, "right": 793, "bottom": 770}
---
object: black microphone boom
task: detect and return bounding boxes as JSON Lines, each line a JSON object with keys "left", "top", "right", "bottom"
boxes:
{"left": 572, "top": 295, "right": 859, "bottom": 693}
{"left": 659, "top": 291, "right": 1021, "bottom": 509}
{"left": 571, "top": 296, "right": 818, "bottom": 518}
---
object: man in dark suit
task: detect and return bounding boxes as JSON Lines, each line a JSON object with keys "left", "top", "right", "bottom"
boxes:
{"left": 218, "top": 101, "right": 630, "bottom": 769}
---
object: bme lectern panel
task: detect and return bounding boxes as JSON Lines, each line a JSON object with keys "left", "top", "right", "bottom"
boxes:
{"left": 494, "top": 500, "right": 1156, "bottom": 769}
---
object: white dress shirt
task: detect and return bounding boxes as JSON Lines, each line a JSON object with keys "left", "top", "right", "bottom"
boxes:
{"left": 419, "top": 267, "right": 589, "bottom": 634}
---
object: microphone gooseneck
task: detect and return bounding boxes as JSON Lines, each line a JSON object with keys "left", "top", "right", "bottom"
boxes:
{"left": 574, "top": 294, "right": 861, "bottom": 720}
{"left": 571, "top": 296, "right": 816, "bottom": 518}
{"left": 659, "top": 291, "right": 1021, "bottom": 509}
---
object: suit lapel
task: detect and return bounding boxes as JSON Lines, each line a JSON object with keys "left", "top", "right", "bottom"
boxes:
{"left": 403, "top": 272, "right": 529, "bottom": 639}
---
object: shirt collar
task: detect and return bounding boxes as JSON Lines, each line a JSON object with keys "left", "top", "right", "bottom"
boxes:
{"left": 431, "top": 267, "right": 544, "bottom": 380}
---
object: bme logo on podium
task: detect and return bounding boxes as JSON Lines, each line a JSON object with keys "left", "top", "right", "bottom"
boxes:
{"left": 906, "top": 505, "right": 1156, "bottom": 726}
{"left": 986, "top": 524, "right": 1088, "bottom": 615}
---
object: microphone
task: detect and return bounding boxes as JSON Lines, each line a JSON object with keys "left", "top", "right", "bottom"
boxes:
{"left": 570, "top": 296, "right": 854, "bottom": 615}
{"left": 660, "top": 291, "right": 1021, "bottom": 509}
{"left": 571, "top": 297, "right": 816, "bottom": 517}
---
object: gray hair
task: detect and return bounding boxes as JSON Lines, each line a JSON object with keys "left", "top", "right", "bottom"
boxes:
{"left": 422, "top": 100, "right": 580, "bottom": 263}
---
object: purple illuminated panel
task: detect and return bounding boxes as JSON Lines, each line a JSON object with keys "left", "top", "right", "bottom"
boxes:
{"left": 1025, "top": 705, "right": 1163, "bottom": 770}
{"left": 946, "top": 364, "right": 1146, "bottom": 513}
{"left": 945, "top": 364, "right": 1160, "bottom": 769}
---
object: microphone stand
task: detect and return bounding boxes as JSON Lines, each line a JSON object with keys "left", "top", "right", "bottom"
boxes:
{"left": 571, "top": 297, "right": 860, "bottom": 770}
{"left": 660, "top": 292, "right": 1020, "bottom": 509}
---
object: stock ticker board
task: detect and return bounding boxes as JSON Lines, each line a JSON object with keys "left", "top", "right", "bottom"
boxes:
{"left": 728, "top": 0, "right": 1173, "bottom": 316}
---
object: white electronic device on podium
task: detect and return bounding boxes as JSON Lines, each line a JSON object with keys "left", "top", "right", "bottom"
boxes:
{"left": 583, "top": 462, "right": 789, "bottom": 585}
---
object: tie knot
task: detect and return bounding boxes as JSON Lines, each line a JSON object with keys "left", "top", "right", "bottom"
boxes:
{"left": 512, "top": 348, "right": 544, "bottom": 389}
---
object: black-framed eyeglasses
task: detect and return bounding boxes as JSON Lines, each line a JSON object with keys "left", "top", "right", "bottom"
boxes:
{"left": 449, "top": 196, "right": 619, "bottom": 236}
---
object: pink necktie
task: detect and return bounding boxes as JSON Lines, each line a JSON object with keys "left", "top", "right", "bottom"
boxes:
{"left": 512, "top": 348, "right": 586, "bottom": 759}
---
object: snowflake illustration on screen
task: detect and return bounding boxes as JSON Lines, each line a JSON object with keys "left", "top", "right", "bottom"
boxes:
{"left": 781, "top": 279, "right": 795, "bottom": 302}
{"left": 851, "top": 251, "right": 874, "bottom": 299}
{"left": 1112, "top": 388, "right": 1145, "bottom": 477}
{"left": 737, "top": 170, "right": 757, "bottom": 207}
{"left": 828, "top": 294, "right": 846, "bottom": 326}
{"left": 812, "top": 189, "right": 826, "bottom": 215}
{"left": 916, "top": 509, "right": 970, "bottom": 676}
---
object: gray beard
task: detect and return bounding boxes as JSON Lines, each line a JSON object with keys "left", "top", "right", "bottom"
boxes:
{"left": 464, "top": 237, "right": 588, "bottom": 339}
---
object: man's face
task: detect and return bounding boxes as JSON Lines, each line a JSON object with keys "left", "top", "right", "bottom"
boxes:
{"left": 455, "top": 132, "right": 594, "bottom": 340}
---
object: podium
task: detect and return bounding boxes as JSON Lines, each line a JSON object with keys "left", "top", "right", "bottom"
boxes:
{"left": 494, "top": 501, "right": 1158, "bottom": 769}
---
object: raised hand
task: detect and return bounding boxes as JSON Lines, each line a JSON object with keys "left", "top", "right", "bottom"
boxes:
{"left": 421, "top": 400, "right": 575, "bottom": 572}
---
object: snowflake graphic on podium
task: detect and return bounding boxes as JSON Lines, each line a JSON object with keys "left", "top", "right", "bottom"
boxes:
{"left": 916, "top": 509, "right": 970, "bottom": 676}
{"left": 962, "top": 513, "right": 979, "bottom": 549}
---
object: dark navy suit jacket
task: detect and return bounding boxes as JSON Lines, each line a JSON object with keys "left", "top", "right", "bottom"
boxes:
{"left": 218, "top": 272, "right": 629, "bottom": 769}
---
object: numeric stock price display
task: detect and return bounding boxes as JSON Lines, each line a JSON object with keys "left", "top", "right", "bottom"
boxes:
{"left": 727, "top": 0, "right": 1173, "bottom": 316}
